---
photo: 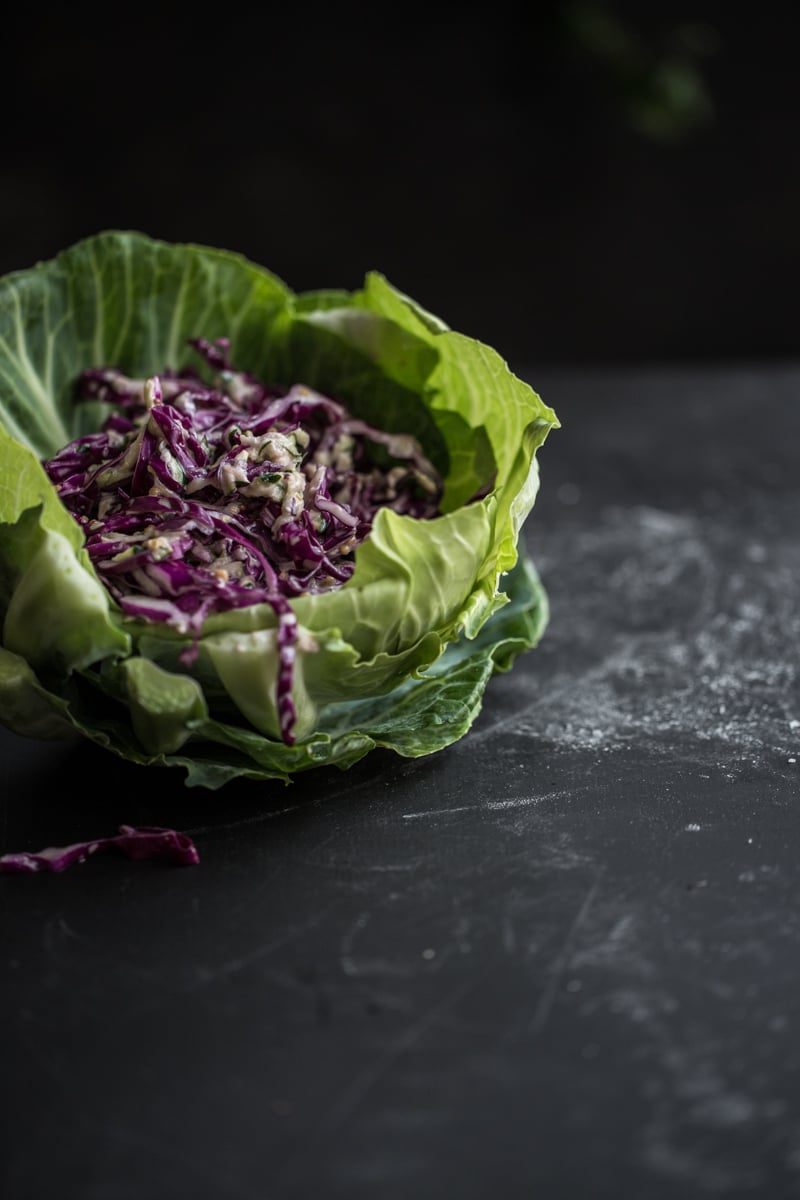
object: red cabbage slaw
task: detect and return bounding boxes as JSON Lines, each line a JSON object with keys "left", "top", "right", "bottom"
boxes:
{"left": 0, "top": 825, "right": 199, "bottom": 873}
{"left": 42, "top": 337, "right": 443, "bottom": 745}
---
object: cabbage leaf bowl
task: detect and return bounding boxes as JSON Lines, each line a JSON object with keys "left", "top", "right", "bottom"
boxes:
{"left": 0, "top": 231, "right": 558, "bottom": 789}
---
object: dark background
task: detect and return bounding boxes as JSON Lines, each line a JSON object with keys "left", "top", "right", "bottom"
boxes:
{"left": 4, "top": 8, "right": 800, "bottom": 1197}
{"left": 3, "top": 1, "right": 799, "bottom": 369}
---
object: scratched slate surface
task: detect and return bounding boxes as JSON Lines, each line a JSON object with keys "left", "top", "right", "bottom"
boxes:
{"left": 1, "top": 364, "right": 799, "bottom": 1200}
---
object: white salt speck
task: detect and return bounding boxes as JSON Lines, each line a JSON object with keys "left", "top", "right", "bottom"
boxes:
{"left": 421, "top": 948, "right": 436, "bottom": 961}
{"left": 789, "top": 758, "right": 797, "bottom": 765}
{"left": 685, "top": 823, "right": 702, "bottom": 832}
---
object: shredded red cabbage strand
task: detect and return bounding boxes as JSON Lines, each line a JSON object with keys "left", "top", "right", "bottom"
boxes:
{"left": 0, "top": 826, "right": 199, "bottom": 873}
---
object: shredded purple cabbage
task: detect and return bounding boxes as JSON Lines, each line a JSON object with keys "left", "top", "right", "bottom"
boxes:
{"left": 43, "top": 337, "right": 444, "bottom": 745}
{"left": 0, "top": 825, "right": 199, "bottom": 873}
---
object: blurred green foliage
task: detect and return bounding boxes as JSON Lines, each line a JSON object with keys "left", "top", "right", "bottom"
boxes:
{"left": 561, "top": 1, "right": 720, "bottom": 140}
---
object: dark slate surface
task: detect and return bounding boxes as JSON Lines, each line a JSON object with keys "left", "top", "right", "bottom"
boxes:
{"left": 1, "top": 364, "right": 799, "bottom": 1200}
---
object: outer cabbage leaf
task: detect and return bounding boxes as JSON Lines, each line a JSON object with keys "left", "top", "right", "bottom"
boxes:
{"left": 0, "top": 426, "right": 130, "bottom": 675}
{"left": 1, "top": 553, "right": 547, "bottom": 788}
{"left": 0, "top": 230, "right": 558, "bottom": 788}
